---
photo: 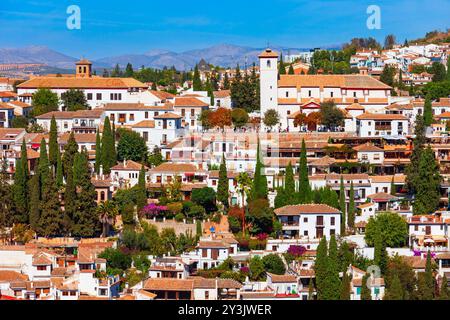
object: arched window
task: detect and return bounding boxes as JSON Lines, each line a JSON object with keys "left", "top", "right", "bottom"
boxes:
{"left": 100, "top": 191, "right": 105, "bottom": 201}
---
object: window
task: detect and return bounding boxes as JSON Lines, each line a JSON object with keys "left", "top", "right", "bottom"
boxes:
{"left": 303, "top": 217, "right": 308, "bottom": 223}
{"left": 308, "top": 90, "right": 312, "bottom": 97}
{"left": 100, "top": 191, "right": 105, "bottom": 201}
{"left": 191, "top": 120, "right": 195, "bottom": 126}
{"left": 181, "top": 109, "right": 185, "bottom": 116}
{"left": 96, "top": 93, "right": 102, "bottom": 100}
{"left": 205, "top": 291, "right": 209, "bottom": 300}
{"left": 331, "top": 217, "right": 335, "bottom": 226}
{"left": 286, "top": 92, "right": 289, "bottom": 98}
{"left": 191, "top": 109, "right": 195, "bottom": 117}
{"left": 37, "top": 265, "right": 47, "bottom": 271}
{"left": 129, "top": 114, "right": 135, "bottom": 121}
{"left": 330, "top": 92, "right": 334, "bottom": 98}
{"left": 267, "top": 60, "right": 271, "bottom": 68}
{"left": 87, "top": 93, "right": 93, "bottom": 100}
{"left": 143, "top": 132, "right": 149, "bottom": 142}
{"left": 145, "top": 112, "right": 149, "bottom": 119}
{"left": 304, "top": 230, "right": 308, "bottom": 236}
{"left": 353, "top": 92, "right": 357, "bottom": 98}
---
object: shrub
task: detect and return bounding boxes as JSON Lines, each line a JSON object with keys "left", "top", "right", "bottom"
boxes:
{"left": 167, "top": 202, "right": 183, "bottom": 217}
{"left": 175, "top": 212, "right": 185, "bottom": 222}
{"left": 228, "top": 216, "right": 241, "bottom": 234}
{"left": 262, "top": 254, "right": 285, "bottom": 275}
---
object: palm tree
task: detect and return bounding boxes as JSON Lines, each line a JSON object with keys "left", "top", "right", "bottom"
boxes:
{"left": 236, "top": 172, "right": 252, "bottom": 233}
{"left": 97, "top": 201, "right": 118, "bottom": 237}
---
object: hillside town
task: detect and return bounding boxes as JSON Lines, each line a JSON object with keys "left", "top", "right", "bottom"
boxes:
{"left": 1, "top": 34, "right": 450, "bottom": 301}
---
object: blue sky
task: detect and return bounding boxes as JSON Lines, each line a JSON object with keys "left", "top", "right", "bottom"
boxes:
{"left": 1, "top": 0, "right": 450, "bottom": 59}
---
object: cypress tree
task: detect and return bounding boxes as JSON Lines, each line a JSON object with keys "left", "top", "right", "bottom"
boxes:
{"left": 390, "top": 176, "right": 396, "bottom": 196}
{"left": 223, "top": 73, "right": 230, "bottom": 90}
{"left": 101, "top": 117, "right": 116, "bottom": 175}
{"left": 413, "top": 146, "right": 441, "bottom": 214}
{"left": 360, "top": 274, "right": 372, "bottom": 300}
{"left": 284, "top": 162, "right": 295, "bottom": 204}
{"left": 339, "top": 176, "right": 346, "bottom": 235}
{"left": 39, "top": 175, "right": 63, "bottom": 237}
{"left": 48, "top": 116, "right": 58, "bottom": 167}
{"left": 421, "top": 251, "right": 435, "bottom": 300}
{"left": 251, "top": 139, "right": 268, "bottom": 200}
{"left": 348, "top": 182, "right": 355, "bottom": 229}
{"left": 193, "top": 64, "right": 202, "bottom": 91}
{"left": 385, "top": 274, "right": 403, "bottom": 300}
{"left": 56, "top": 148, "right": 63, "bottom": 189}
{"left": 374, "top": 228, "right": 388, "bottom": 275}
{"left": 136, "top": 164, "right": 147, "bottom": 212}
{"left": 38, "top": 138, "right": 49, "bottom": 190}
{"left": 29, "top": 171, "right": 41, "bottom": 233}
{"left": 308, "top": 278, "right": 314, "bottom": 300}
{"left": 326, "top": 235, "right": 341, "bottom": 300}
{"left": 71, "top": 151, "right": 98, "bottom": 237}
{"left": 279, "top": 53, "right": 286, "bottom": 75}
{"left": 0, "top": 159, "right": 14, "bottom": 228}
{"left": 297, "top": 139, "right": 310, "bottom": 203}
{"left": 13, "top": 140, "right": 29, "bottom": 223}
{"left": 439, "top": 277, "right": 449, "bottom": 300}
{"left": 94, "top": 130, "right": 102, "bottom": 174}
{"left": 63, "top": 165, "right": 75, "bottom": 235}
{"left": 62, "top": 132, "right": 79, "bottom": 178}
{"left": 288, "top": 64, "right": 295, "bottom": 75}
{"left": 423, "top": 95, "right": 433, "bottom": 127}
{"left": 406, "top": 115, "right": 426, "bottom": 195}
{"left": 339, "top": 272, "right": 351, "bottom": 300}
{"left": 314, "top": 236, "right": 329, "bottom": 300}
{"left": 217, "top": 154, "right": 229, "bottom": 208}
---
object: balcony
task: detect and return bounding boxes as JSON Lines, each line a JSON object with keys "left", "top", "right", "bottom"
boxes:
{"left": 375, "top": 125, "right": 391, "bottom": 131}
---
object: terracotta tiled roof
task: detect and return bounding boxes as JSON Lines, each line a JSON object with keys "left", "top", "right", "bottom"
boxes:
{"left": 173, "top": 97, "right": 209, "bottom": 107}
{"left": 274, "top": 204, "right": 340, "bottom": 216}
{"left": 132, "top": 120, "right": 155, "bottom": 128}
{"left": 0, "top": 271, "right": 28, "bottom": 282}
{"left": 104, "top": 103, "right": 172, "bottom": 111}
{"left": 197, "top": 241, "right": 230, "bottom": 248}
{"left": 154, "top": 112, "right": 182, "bottom": 119}
{"left": 353, "top": 143, "right": 383, "bottom": 152}
{"left": 143, "top": 278, "right": 194, "bottom": 291}
{"left": 17, "top": 77, "right": 147, "bottom": 89}
{"left": 267, "top": 273, "right": 297, "bottom": 283}
{"left": 345, "top": 102, "right": 365, "bottom": 110}
{"left": 149, "top": 90, "right": 175, "bottom": 101}
{"left": 356, "top": 113, "right": 407, "bottom": 120}
{"left": 258, "top": 48, "right": 279, "bottom": 58}
{"left": 367, "top": 192, "right": 397, "bottom": 201}
{"left": 59, "top": 133, "right": 96, "bottom": 144}
{"left": 32, "top": 254, "right": 52, "bottom": 266}
{"left": 0, "top": 102, "right": 14, "bottom": 110}
{"left": 370, "top": 175, "right": 406, "bottom": 183}
{"left": 278, "top": 74, "right": 391, "bottom": 89}
{"left": 213, "top": 90, "right": 231, "bottom": 98}
{"left": 111, "top": 160, "right": 148, "bottom": 171}
{"left": 150, "top": 162, "right": 200, "bottom": 173}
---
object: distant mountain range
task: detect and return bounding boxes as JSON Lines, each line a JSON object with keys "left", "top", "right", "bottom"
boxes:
{"left": 0, "top": 44, "right": 340, "bottom": 72}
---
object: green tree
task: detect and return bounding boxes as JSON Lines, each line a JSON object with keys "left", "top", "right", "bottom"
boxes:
{"left": 28, "top": 171, "right": 41, "bottom": 233}
{"left": 0, "top": 159, "right": 14, "bottom": 228}
{"left": 288, "top": 64, "right": 295, "bottom": 75}
{"left": 339, "top": 176, "right": 346, "bottom": 234}
{"left": 297, "top": 139, "right": 311, "bottom": 203}
{"left": 413, "top": 146, "right": 441, "bottom": 215}
{"left": 231, "top": 108, "right": 249, "bottom": 128}
{"left": 251, "top": 140, "right": 268, "bottom": 200}
{"left": 101, "top": 117, "right": 116, "bottom": 174}
{"left": 406, "top": 115, "right": 426, "bottom": 195}
{"left": 423, "top": 95, "right": 433, "bottom": 126}
{"left": 136, "top": 164, "right": 147, "bottom": 212}
{"left": 56, "top": 148, "right": 63, "bottom": 189}
{"left": 279, "top": 53, "right": 286, "bottom": 75}
{"left": 249, "top": 256, "right": 265, "bottom": 281}
{"left": 373, "top": 228, "right": 388, "bottom": 275}
{"left": 223, "top": 73, "right": 230, "bottom": 90}
{"left": 325, "top": 235, "right": 341, "bottom": 300}
{"left": 62, "top": 132, "right": 79, "bottom": 178}
{"left": 117, "top": 129, "right": 148, "bottom": 162}
{"left": 348, "top": 182, "right": 355, "bottom": 229}
{"left": 365, "top": 212, "right": 408, "bottom": 247}
{"left": 124, "top": 63, "right": 134, "bottom": 77}
{"left": 320, "top": 101, "right": 344, "bottom": 129}
{"left": 97, "top": 200, "right": 118, "bottom": 237}
{"left": 380, "top": 65, "right": 395, "bottom": 87}
{"left": 439, "top": 276, "right": 449, "bottom": 300}
{"left": 262, "top": 254, "right": 286, "bottom": 275}
{"left": 384, "top": 274, "right": 403, "bottom": 300}
{"left": 360, "top": 274, "right": 372, "bottom": 300}
{"left": 263, "top": 109, "right": 280, "bottom": 131}
{"left": 419, "top": 251, "right": 435, "bottom": 300}
{"left": 314, "top": 236, "right": 328, "bottom": 300}
{"left": 38, "top": 138, "right": 50, "bottom": 190}
{"left": 31, "top": 88, "right": 59, "bottom": 117}
{"left": 217, "top": 155, "right": 229, "bottom": 209}
{"left": 13, "top": 140, "right": 29, "bottom": 223}
{"left": 61, "top": 89, "right": 88, "bottom": 111}
{"left": 48, "top": 116, "right": 58, "bottom": 168}
{"left": 339, "top": 272, "right": 351, "bottom": 300}
{"left": 191, "top": 187, "right": 217, "bottom": 213}
{"left": 39, "top": 175, "right": 63, "bottom": 237}
{"left": 71, "top": 151, "right": 99, "bottom": 237}
{"left": 430, "top": 61, "right": 446, "bottom": 82}
{"left": 193, "top": 64, "right": 202, "bottom": 91}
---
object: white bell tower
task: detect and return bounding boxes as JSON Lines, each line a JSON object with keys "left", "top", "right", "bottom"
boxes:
{"left": 259, "top": 48, "right": 279, "bottom": 118}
